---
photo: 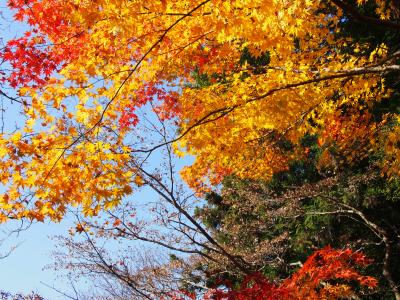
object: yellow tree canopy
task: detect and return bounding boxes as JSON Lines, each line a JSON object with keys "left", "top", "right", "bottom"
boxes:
{"left": 0, "top": 0, "right": 399, "bottom": 221}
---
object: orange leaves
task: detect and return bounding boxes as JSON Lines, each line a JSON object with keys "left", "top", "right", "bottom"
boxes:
{"left": 203, "top": 247, "right": 377, "bottom": 300}
{"left": 316, "top": 112, "right": 380, "bottom": 166}
{"left": 0, "top": 0, "right": 398, "bottom": 221}
{"left": 282, "top": 247, "right": 378, "bottom": 299}
{"left": 173, "top": 0, "right": 393, "bottom": 190}
{"left": 75, "top": 223, "right": 85, "bottom": 233}
{"left": 0, "top": 131, "right": 135, "bottom": 222}
{"left": 171, "top": 247, "right": 376, "bottom": 299}
{"left": 3, "top": 0, "right": 87, "bottom": 87}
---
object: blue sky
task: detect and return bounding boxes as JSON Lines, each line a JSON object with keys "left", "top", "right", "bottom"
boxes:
{"left": 0, "top": 219, "right": 77, "bottom": 298}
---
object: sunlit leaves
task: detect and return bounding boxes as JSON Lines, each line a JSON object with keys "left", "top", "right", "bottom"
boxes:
{"left": 1, "top": 0, "right": 399, "bottom": 221}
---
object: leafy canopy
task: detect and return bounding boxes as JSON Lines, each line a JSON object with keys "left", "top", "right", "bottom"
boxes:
{"left": 0, "top": 0, "right": 399, "bottom": 221}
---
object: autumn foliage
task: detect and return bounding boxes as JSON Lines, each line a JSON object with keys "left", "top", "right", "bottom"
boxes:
{"left": 1, "top": 0, "right": 400, "bottom": 297}
{"left": 170, "top": 247, "right": 377, "bottom": 300}
{"left": 0, "top": 0, "right": 398, "bottom": 222}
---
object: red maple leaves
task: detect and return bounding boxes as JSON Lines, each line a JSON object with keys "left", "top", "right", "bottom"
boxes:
{"left": 2, "top": 0, "right": 86, "bottom": 87}
{"left": 119, "top": 82, "right": 180, "bottom": 129}
{"left": 1, "top": 33, "right": 61, "bottom": 87}
{"left": 171, "top": 247, "right": 377, "bottom": 300}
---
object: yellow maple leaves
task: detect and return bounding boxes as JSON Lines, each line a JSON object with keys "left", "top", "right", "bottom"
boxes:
{"left": 1, "top": 0, "right": 399, "bottom": 221}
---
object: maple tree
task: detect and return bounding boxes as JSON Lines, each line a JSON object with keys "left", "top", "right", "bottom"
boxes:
{"left": 49, "top": 142, "right": 399, "bottom": 298}
{"left": 205, "top": 247, "right": 377, "bottom": 300}
{"left": 55, "top": 221, "right": 378, "bottom": 300}
{"left": 0, "top": 0, "right": 399, "bottom": 222}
